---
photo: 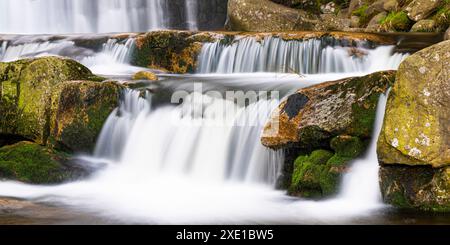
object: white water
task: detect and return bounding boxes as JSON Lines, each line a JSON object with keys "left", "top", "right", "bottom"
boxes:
{"left": 0, "top": 37, "right": 141, "bottom": 75}
{"left": 185, "top": 0, "right": 199, "bottom": 31}
{"left": 198, "top": 37, "right": 409, "bottom": 74}
{"left": 0, "top": 35, "right": 408, "bottom": 223}
{"left": 0, "top": 0, "right": 172, "bottom": 34}
{"left": 0, "top": 72, "right": 392, "bottom": 224}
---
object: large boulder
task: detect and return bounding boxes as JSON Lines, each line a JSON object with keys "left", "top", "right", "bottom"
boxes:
{"left": 0, "top": 57, "right": 121, "bottom": 153}
{"left": 227, "top": 0, "right": 318, "bottom": 31}
{"left": 0, "top": 57, "right": 103, "bottom": 144}
{"left": 378, "top": 41, "right": 450, "bottom": 167}
{"left": 131, "top": 31, "right": 216, "bottom": 73}
{"left": 49, "top": 81, "right": 121, "bottom": 153}
{"left": 262, "top": 71, "right": 396, "bottom": 149}
{"left": 405, "top": 0, "right": 444, "bottom": 22}
{"left": 0, "top": 141, "right": 85, "bottom": 184}
{"left": 378, "top": 40, "right": 450, "bottom": 211}
{"left": 262, "top": 71, "right": 395, "bottom": 197}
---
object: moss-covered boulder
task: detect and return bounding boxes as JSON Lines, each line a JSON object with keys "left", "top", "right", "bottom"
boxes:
{"left": 378, "top": 40, "right": 450, "bottom": 212}
{"left": 227, "top": 0, "right": 319, "bottom": 32}
{"left": 0, "top": 57, "right": 103, "bottom": 145}
{"left": 131, "top": 31, "right": 217, "bottom": 73}
{"left": 380, "top": 165, "right": 450, "bottom": 212}
{"left": 49, "top": 81, "right": 121, "bottom": 153}
{"left": 0, "top": 141, "right": 84, "bottom": 184}
{"left": 262, "top": 70, "right": 396, "bottom": 149}
{"left": 405, "top": 0, "right": 444, "bottom": 22}
{"left": 262, "top": 70, "right": 395, "bottom": 198}
{"left": 378, "top": 41, "right": 450, "bottom": 168}
{"left": 0, "top": 57, "right": 121, "bottom": 153}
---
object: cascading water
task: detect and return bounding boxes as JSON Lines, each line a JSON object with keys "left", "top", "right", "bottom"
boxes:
{"left": 197, "top": 37, "right": 409, "bottom": 74}
{"left": 0, "top": 31, "right": 410, "bottom": 223}
{"left": 0, "top": 36, "right": 141, "bottom": 75}
{"left": 185, "top": 0, "right": 199, "bottom": 31}
{"left": 0, "top": 0, "right": 208, "bottom": 34}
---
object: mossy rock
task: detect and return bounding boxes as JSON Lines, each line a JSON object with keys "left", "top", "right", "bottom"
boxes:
{"left": 262, "top": 70, "right": 396, "bottom": 149}
{"left": 0, "top": 57, "right": 105, "bottom": 145}
{"left": 380, "top": 165, "right": 450, "bottom": 212}
{"left": 377, "top": 40, "right": 450, "bottom": 168}
{"left": 289, "top": 134, "right": 366, "bottom": 198}
{"left": 0, "top": 141, "right": 85, "bottom": 184}
{"left": 132, "top": 71, "right": 158, "bottom": 81}
{"left": 380, "top": 11, "right": 413, "bottom": 32}
{"left": 49, "top": 81, "right": 121, "bottom": 153}
{"left": 227, "top": 0, "right": 318, "bottom": 32}
{"left": 131, "top": 31, "right": 214, "bottom": 73}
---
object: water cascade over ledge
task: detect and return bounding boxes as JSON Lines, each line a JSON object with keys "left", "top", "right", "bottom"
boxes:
{"left": 198, "top": 37, "right": 409, "bottom": 74}
{"left": 0, "top": 31, "right": 410, "bottom": 223}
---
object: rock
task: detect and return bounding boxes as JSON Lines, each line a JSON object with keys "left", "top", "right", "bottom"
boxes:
{"left": 262, "top": 71, "right": 395, "bottom": 198}
{"left": 0, "top": 141, "right": 85, "bottom": 184}
{"left": 321, "top": 2, "right": 338, "bottom": 14}
{"left": 380, "top": 165, "right": 450, "bottom": 212}
{"left": 0, "top": 57, "right": 104, "bottom": 145}
{"left": 377, "top": 40, "right": 450, "bottom": 168}
{"left": 315, "top": 14, "right": 352, "bottom": 31}
{"left": 131, "top": 31, "right": 216, "bottom": 73}
{"left": 262, "top": 71, "right": 396, "bottom": 149}
{"left": 227, "top": 0, "right": 318, "bottom": 32}
{"left": 446, "top": 27, "right": 450, "bottom": 40}
{"left": 379, "top": 11, "right": 413, "bottom": 31}
{"left": 405, "top": 0, "right": 444, "bottom": 22}
{"left": 366, "top": 12, "right": 387, "bottom": 32}
{"left": 289, "top": 136, "right": 366, "bottom": 197}
{"left": 132, "top": 71, "right": 159, "bottom": 81}
{"left": 350, "top": 15, "right": 361, "bottom": 27}
{"left": 410, "top": 19, "right": 439, "bottom": 32}
{"left": 49, "top": 81, "right": 121, "bottom": 153}
{"left": 382, "top": 0, "right": 399, "bottom": 12}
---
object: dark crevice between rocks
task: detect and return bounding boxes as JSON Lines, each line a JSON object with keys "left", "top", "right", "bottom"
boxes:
{"left": 0, "top": 134, "right": 31, "bottom": 148}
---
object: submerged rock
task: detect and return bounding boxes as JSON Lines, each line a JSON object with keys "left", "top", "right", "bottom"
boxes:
{"left": 378, "top": 40, "right": 450, "bottom": 212}
{"left": 262, "top": 70, "right": 395, "bottom": 197}
{"left": 0, "top": 141, "right": 85, "bottom": 184}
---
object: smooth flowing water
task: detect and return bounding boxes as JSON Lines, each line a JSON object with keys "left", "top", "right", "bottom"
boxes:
{"left": 0, "top": 33, "right": 410, "bottom": 224}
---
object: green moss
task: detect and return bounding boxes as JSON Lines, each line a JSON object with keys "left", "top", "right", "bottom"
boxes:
{"left": 131, "top": 31, "right": 204, "bottom": 73}
{"left": 433, "top": 6, "right": 450, "bottom": 29}
{"left": 0, "top": 141, "right": 73, "bottom": 184}
{"left": 352, "top": 4, "right": 371, "bottom": 26}
{"left": 289, "top": 149, "right": 334, "bottom": 197}
{"left": 0, "top": 57, "right": 105, "bottom": 145}
{"left": 330, "top": 135, "right": 365, "bottom": 158}
{"left": 380, "top": 11, "right": 412, "bottom": 31}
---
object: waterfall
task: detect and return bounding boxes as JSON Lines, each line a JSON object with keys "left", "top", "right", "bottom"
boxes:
{"left": 0, "top": 0, "right": 205, "bottom": 34}
{"left": 197, "top": 37, "right": 409, "bottom": 74}
{"left": 185, "top": 0, "right": 199, "bottom": 31}
{"left": 0, "top": 36, "right": 141, "bottom": 75}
